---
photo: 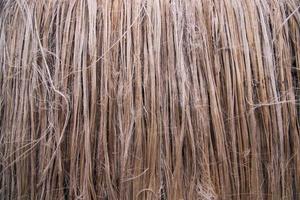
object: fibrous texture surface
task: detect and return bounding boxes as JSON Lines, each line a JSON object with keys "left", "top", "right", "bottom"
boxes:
{"left": 1, "top": 0, "right": 300, "bottom": 199}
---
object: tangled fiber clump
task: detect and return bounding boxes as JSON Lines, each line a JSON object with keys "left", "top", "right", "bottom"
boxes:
{"left": 1, "top": 0, "right": 300, "bottom": 199}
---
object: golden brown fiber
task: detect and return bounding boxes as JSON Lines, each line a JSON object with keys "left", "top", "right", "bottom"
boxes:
{"left": 1, "top": 0, "right": 300, "bottom": 199}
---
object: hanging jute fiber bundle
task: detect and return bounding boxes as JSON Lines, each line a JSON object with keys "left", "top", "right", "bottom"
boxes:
{"left": 1, "top": 0, "right": 300, "bottom": 199}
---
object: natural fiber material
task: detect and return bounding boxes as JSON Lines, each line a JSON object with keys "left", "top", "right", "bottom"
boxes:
{"left": 1, "top": 0, "right": 300, "bottom": 199}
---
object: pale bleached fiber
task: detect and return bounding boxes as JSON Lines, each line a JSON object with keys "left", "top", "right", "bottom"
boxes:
{"left": 0, "top": 0, "right": 300, "bottom": 199}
